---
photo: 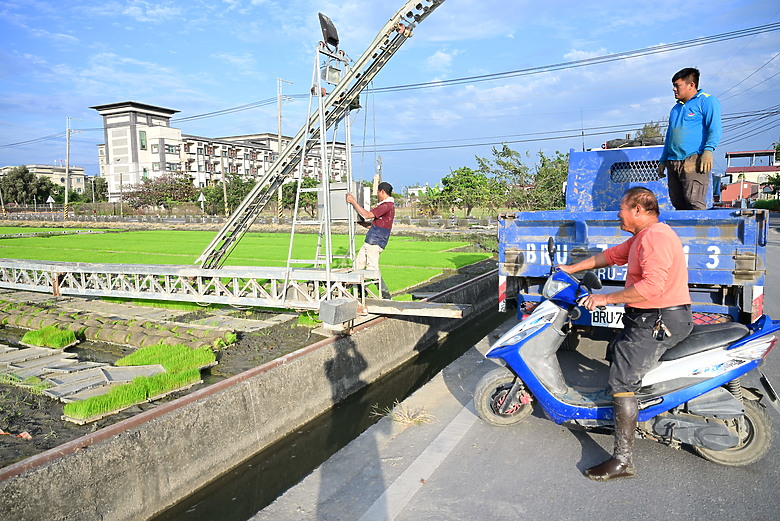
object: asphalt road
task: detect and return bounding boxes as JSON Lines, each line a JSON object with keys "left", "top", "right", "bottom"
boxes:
{"left": 259, "top": 228, "right": 780, "bottom": 521}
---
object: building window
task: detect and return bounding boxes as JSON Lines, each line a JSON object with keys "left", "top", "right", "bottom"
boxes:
{"left": 198, "top": 147, "right": 204, "bottom": 155}
{"left": 153, "top": 163, "right": 160, "bottom": 171}
{"left": 151, "top": 144, "right": 159, "bottom": 153}
{"left": 143, "top": 168, "right": 149, "bottom": 179}
{"left": 165, "top": 144, "right": 177, "bottom": 154}
{"left": 139, "top": 131, "right": 147, "bottom": 150}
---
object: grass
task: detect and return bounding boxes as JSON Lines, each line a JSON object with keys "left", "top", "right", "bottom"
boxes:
{"left": 21, "top": 325, "right": 77, "bottom": 348}
{"left": 372, "top": 400, "right": 436, "bottom": 426}
{"left": 62, "top": 343, "right": 216, "bottom": 421}
{"left": 0, "top": 374, "right": 51, "bottom": 394}
{"left": 297, "top": 311, "right": 322, "bottom": 327}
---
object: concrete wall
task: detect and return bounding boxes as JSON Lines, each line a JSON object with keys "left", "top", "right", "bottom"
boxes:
{"left": 0, "top": 270, "right": 498, "bottom": 521}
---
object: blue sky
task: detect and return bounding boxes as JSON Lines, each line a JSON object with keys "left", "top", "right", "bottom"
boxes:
{"left": 1, "top": 0, "right": 778, "bottom": 191}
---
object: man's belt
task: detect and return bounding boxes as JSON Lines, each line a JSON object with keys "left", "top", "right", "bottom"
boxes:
{"left": 624, "top": 304, "right": 691, "bottom": 314}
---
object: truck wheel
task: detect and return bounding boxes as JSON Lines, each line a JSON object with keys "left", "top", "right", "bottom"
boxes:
{"left": 474, "top": 368, "right": 533, "bottom": 426}
{"left": 694, "top": 399, "right": 772, "bottom": 466}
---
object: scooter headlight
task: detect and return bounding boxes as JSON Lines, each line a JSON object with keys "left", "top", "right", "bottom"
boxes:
{"left": 542, "top": 278, "right": 570, "bottom": 298}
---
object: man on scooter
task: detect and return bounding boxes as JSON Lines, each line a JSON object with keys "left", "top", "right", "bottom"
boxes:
{"left": 559, "top": 186, "right": 693, "bottom": 481}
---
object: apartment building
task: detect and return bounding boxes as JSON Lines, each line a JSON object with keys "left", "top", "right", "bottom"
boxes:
{"left": 92, "top": 101, "right": 348, "bottom": 202}
{"left": 0, "top": 164, "right": 87, "bottom": 194}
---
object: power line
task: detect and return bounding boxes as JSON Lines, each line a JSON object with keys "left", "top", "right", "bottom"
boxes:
{"left": 3, "top": 23, "right": 779, "bottom": 150}
{"left": 0, "top": 131, "right": 67, "bottom": 149}
{"left": 353, "top": 106, "right": 780, "bottom": 153}
{"left": 370, "top": 22, "right": 780, "bottom": 93}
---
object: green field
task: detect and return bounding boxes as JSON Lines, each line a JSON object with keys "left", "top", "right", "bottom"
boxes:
{"left": 0, "top": 229, "right": 491, "bottom": 295}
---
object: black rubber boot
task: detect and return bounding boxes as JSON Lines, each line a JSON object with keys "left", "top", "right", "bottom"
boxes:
{"left": 585, "top": 393, "right": 638, "bottom": 481}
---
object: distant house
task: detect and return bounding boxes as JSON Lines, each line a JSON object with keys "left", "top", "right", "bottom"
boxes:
{"left": 720, "top": 180, "right": 760, "bottom": 206}
{"left": 406, "top": 184, "right": 431, "bottom": 200}
{"left": 723, "top": 149, "right": 779, "bottom": 185}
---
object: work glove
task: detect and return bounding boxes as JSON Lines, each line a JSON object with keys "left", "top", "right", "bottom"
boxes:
{"left": 700, "top": 150, "right": 713, "bottom": 173}
{"left": 657, "top": 162, "right": 666, "bottom": 178}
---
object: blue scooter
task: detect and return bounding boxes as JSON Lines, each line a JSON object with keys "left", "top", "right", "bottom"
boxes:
{"left": 475, "top": 238, "right": 780, "bottom": 465}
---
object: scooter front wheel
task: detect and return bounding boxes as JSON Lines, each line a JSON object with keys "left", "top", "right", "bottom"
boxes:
{"left": 474, "top": 368, "right": 533, "bottom": 426}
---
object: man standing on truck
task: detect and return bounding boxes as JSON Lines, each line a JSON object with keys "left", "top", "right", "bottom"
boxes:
{"left": 346, "top": 182, "right": 395, "bottom": 298}
{"left": 559, "top": 187, "right": 693, "bottom": 481}
{"left": 657, "top": 67, "right": 722, "bottom": 210}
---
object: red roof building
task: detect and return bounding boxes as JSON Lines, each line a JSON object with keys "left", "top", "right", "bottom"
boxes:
{"left": 724, "top": 149, "right": 779, "bottom": 185}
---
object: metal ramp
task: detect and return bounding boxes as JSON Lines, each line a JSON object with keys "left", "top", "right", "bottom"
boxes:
{"left": 0, "top": 259, "right": 467, "bottom": 318}
{"left": 196, "top": 0, "right": 446, "bottom": 269}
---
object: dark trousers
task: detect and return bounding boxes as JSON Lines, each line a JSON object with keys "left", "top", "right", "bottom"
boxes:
{"left": 667, "top": 155, "right": 709, "bottom": 210}
{"left": 608, "top": 306, "right": 693, "bottom": 394}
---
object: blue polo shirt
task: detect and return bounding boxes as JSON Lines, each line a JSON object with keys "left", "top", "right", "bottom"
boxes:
{"left": 660, "top": 89, "right": 722, "bottom": 163}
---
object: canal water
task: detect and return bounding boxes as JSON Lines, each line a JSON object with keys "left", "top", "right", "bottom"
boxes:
{"left": 152, "top": 309, "right": 509, "bottom": 521}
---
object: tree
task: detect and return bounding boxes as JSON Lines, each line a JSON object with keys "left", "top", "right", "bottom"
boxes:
{"left": 526, "top": 150, "right": 569, "bottom": 210}
{"left": 51, "top": 186, "right": 83, "bottom": 204}
{"left": 772, "top": 138, "right": 779, "bottom": 162}
{"left": 88, "top": 177, "right": 109, "bottom": 202}
{"left": 476, "top": 145, "right": 533, "bottom": 209}
{"left": 281, "top": 177, "right": 319, "bottom": 217}
{"left": 204, "top": 174, "right": 256, "bottom": 214}
{"left": 440, "top": 167, "right": 496, "bottom": 216}
{"left": 635, "top": 120, "right": 665, "bottom": 140}
{"left": 0, "top": 166, "right": 54, "bottom": 205}
{"left": 416, "top": 184, "right": 443, "bottom": 217}
{"left": 123, "top": 172, "right": 196, "bottom": 209}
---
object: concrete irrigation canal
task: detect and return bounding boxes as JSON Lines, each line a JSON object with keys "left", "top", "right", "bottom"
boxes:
{"left": 0, "top": 268, "right": 498, "bottom": 521}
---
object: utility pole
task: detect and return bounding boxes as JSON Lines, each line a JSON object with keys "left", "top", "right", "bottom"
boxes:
{"left": 65, "top": 117, "right": 71, "bottom": 220}
{"left": 277, "top": 78, "right": 293, "bottom": 221}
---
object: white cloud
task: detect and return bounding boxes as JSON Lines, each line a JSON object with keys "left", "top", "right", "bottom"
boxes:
{"left": 211, "top": 52, "right": 258, "bottom": 75}
{"left": 425, "top": 49, "right": 460, "bottom": 71}
{"left": 563, "top": 48, "right": 608, "bottom": 61}
{"left": 122, "top": 1, "right": 182, "bottom": 23}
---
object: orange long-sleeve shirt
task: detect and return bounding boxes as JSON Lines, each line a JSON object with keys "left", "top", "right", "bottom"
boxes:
{"left": 603, "top": 222, "right": 691, "bottom": 309}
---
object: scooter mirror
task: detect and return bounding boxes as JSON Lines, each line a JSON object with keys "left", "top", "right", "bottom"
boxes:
{"left": 547, "top": 237, "right": 556, "bottom": 265}
{"left": 582, "top": 271, "right": 602, "bottom": 290}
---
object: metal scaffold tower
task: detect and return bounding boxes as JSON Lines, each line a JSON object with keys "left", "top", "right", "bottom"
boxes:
{"left": 285, "top": 21, "right": 359, "bottom": 280}
{"left": 196, "top": 0, "right": 446, "bottom": 271}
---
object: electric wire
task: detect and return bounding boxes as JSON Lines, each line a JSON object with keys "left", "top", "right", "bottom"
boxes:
{"left": 370, "top": 22, "right": 780, "bottom": 94}
{"left": 3, "top": 23, "right": 779, "bottom": 151}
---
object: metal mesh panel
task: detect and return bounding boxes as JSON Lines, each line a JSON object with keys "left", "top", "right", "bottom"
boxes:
{"left": 609, "top": 161, "right": 661, "bottom": 183}
{"left": 692, "top": 312, "right": 733, "bottom": 325}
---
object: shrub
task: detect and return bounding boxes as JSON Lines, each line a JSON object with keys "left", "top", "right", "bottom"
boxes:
{"left": 752, "top": 199, "right": 779, "bottom": 210}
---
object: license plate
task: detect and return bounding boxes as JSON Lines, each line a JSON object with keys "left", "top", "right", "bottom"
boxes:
{"left": 590, "top": 306, "right": 625, "bottom": 328}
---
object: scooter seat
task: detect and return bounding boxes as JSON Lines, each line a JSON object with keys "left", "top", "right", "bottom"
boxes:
{"left": 660, "top": 322, "right": 750, "bottom": 361}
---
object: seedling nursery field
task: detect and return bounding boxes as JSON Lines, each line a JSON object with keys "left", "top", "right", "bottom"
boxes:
{"left": 0, "top": 229, "right": 492, "bottom": 296}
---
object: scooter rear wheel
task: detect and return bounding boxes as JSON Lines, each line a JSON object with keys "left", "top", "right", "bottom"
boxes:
{"left": 693, "top": 399, "right": 772, "bottom": 466}
{"left": 474, "top": 368, "right": 533, "bottom": 426}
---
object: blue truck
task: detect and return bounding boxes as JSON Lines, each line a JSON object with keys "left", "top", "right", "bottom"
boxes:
{"left": 497, "top": 144, "right": 768, "bottom": 332}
